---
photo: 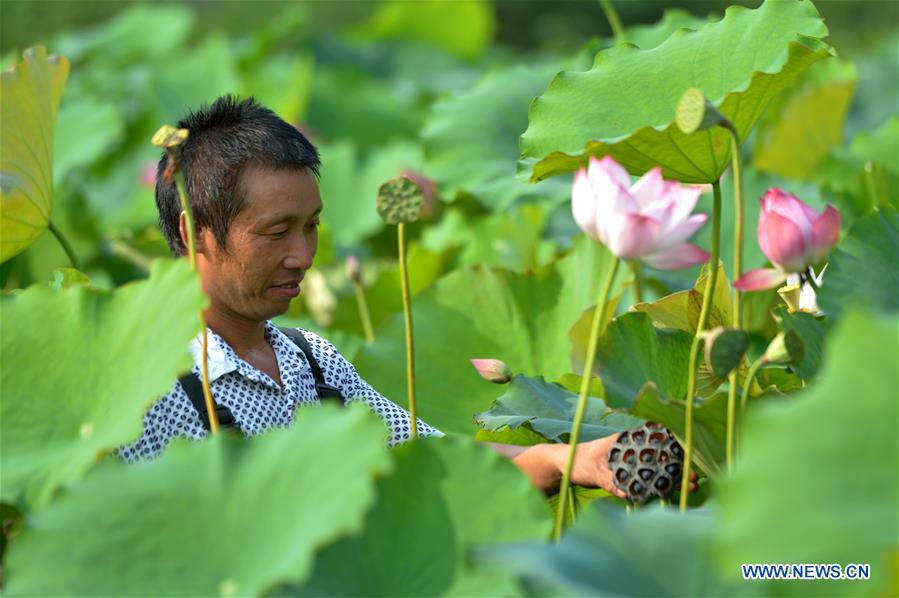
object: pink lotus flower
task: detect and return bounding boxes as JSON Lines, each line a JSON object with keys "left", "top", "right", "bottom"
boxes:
{"left": 734, "top": 188, "right": 840, "bottom": 292}
{"left": 470, "top": 359, "right": 512, "bottom": 384}
{"left": 572, "top": 156, "right": 710, "bottom": 270}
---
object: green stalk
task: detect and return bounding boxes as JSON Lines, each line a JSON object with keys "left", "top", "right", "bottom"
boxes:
{"left": 553, "top": 256, "right": 620, "bottom": 540}
{"left": 741, "top": 356, "right": 766, "bottom": 411}
{"left": 398, "top": 222, "right": 417, "bottom": 438}
{"left": 598, "top": 0, "right": 626, "bottom": 43}
{"left": 679, "top": 181, "right": 722, "bottom": 512}
{"left": 173, "top": 167, "right": 218, "bottom": 434}
{"left": 723, "top": 124, "right": 744, "bottom": 474}
{"left": 629, "top": 260, "right": 644, "bottom": 303}
{"left": 47, "top": 220, "right": 81, "bottom": 270}
{"left": 353, "top": 280, "right": 376, "bottom": 343}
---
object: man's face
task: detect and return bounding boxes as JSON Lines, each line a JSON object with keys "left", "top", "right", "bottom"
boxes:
{"left": 197, "top": 164, "right": 321, "bottom": 324}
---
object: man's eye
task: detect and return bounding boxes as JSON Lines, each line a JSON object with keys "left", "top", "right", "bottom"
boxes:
{"left": 267, "top": 230, "right": 288, "bottom": 239}
{"left": 306, "top": 221, "right": 320, "bottom": 232}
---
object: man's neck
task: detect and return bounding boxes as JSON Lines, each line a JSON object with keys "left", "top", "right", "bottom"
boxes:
{"left": 203, "top": 307, "right": 270, "bottom": 357}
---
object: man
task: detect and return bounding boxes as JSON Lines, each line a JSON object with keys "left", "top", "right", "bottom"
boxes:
{"left": 119, "top": 96, "right": 696, "bottom": 499}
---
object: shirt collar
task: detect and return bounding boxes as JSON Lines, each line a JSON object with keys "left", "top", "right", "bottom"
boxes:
{"left": 189, "top": 321, "right": 301, "bottom": 386}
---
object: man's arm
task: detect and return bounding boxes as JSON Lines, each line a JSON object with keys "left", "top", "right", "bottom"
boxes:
{"left": 483, "top": 435, "right": 697, "bottom": 498}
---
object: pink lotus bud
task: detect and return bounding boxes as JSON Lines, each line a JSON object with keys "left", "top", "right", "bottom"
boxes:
{"left": 571, "top": 156, "right": 710, "bottom": 270}
{"left": 345, "top": 254, "right": 362, "bottom": 284}
{"left": 734, "top": 188, "right": 840, "bottom": 292}
{"left": 139, "top": 163, "right": 157, "bottom": 188}
{"left": 469, "top": 359, "right": 512, "bottom": 384}
{"left": 401, "top": 169, "right": 437, "bottom": 219}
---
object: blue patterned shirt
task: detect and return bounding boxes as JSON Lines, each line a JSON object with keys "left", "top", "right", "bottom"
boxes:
{"left": 117, "top": 322, "right": 441, "bottom": 462}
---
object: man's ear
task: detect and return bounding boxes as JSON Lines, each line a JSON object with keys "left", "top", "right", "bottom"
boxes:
{"left": 178, "top": 211, "right": 209, "bottom": 255}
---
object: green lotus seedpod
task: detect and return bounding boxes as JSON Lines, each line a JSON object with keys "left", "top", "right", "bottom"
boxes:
{"left": 704, "top": 327, "right": 751, "bottom": 378}
{"left": 675, "top": 87, "right": 728, "bottom": 134}
{"left": 376, "top": 176, "right": 424, "bottom": 225}
{"left": 608, "top": 422, "right": 684, "bottom": 504}
{"left": 151, "top": 125, "right": 189, "bottom": 149}
{"left": 764, "top": 330, "right": 804, "bottom": 365}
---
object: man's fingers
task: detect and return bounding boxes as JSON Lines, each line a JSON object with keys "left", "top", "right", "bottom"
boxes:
{"left": 690, "top": 470, "right": 698, "bottom": 482}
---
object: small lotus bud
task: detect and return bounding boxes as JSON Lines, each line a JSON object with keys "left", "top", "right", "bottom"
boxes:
{"left": 345, "top": 254, "right": 362, "bottom": 285}
{"left": 763, "top": 330, "right": 804, "bottom": 365}
{"left": 470, "top": 359, "right": 512, "bottom": 384}
{"left": 139, "top": 163, "right": 157, "bottom": 188}
{"left": 401, "top": 169, "right": 437, "bottom": 219}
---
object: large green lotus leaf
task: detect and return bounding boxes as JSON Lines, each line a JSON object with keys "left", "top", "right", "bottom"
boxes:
{"left": 6, "top": 404, "right": 392, "bottom": 596}
{"left": 53, "top": 98, "right": 125, "bottom": 186}
{"left": 298, "top": 436, "right": 550, "bottom": 596}
{"left": 0, "top": 46, "right": 69, "bottom": 263}
{"left": 754, "top": 57, "right": 857, "bottom": 179}
{"left": 625, "top": 8, "right": 715, "bottom": 49}
{"left": 481, "top": 503, "right": 735, "bottom": 597}
{"left": 347, "top": 0, "right": 494, "bottom": 59}
{"left": 817, "top": 208, "right": 899, "bottom": 319}
{"left": 594, "top": 312, "right": 693, "bottom": 408}
{"left": 422, "top": 65, "right": 571, "bottom": 210}
{"left": 717, "top": 311, "right": 898, "bottom": 595}
{"left": 318, "top": 140, "right": 424, "bottom": 246}
{"left": 474, "top": 375, "right": 644, "bottom": 443}
{"left": 632, "top": 383, "right": 726, "bottom": 475}
{"left": 0, "top": 259, "right": 206, "bottom": 509}
{"left": 521, "top": 0, "right": 832, "bottom": 183}
{"left": 354, "top": 237, "right": 621, "bottom": 435}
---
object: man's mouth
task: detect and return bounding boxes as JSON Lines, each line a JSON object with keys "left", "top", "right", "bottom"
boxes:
{"left": 269, "top": 279, "right": 302, "bottom": 297}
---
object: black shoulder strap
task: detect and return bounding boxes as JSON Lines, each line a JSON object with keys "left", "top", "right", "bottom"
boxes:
{"left": 180, "top": 328, "right": 346, "bottom": 431}
{"left": 179, "top": 372, "right": 239, "bottom": 432}
{"left": 278, "top": 327, "right": 346, "bottom": 405}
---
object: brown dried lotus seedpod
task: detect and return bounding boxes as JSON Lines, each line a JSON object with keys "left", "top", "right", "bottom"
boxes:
{"left": 607, "top": 422, "right": 684, "bottom": 503}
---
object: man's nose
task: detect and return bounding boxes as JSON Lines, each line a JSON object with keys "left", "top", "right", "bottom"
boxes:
{"left": 283, "top": 234, "right": 315, "bottom": 271}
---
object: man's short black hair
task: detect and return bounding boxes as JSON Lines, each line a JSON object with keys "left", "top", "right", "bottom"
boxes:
{"left": 156, "top": 95, "right": 320, "bottom": 256}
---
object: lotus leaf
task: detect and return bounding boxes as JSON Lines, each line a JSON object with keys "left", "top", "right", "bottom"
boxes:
{"left": 521, "top": 0, "right": 832, "bottom": 183}
{"left": 0, "top": 46, "right": 69, "bottom": 263}
{"left": 717, "top": 311, "right": 898, "bottom": 595}
{"left": 6, "top": 404, "right": 392, "bottom": 596}
{"left": 0, "top": 259, "right": 205, "bottom": 508}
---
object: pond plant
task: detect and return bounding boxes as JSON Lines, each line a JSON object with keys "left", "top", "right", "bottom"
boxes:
{"left": 0, "top": 0, "right": 896, "bottom": 595}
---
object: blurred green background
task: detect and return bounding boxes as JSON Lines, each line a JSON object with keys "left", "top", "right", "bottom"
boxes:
{"left": 1, "top": 0, "right": 896, "bottom": 346}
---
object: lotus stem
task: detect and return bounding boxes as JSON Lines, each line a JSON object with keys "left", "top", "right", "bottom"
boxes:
{"left": 741, "top": 356, "right": 766, "bottom": 412}
{"left": 679, "top": 180, "right": 722, "bottom": 512}
{"left": 723, "top": 123, "right": 744, "bottom": 473}
{"left": 173, "top": 166, "right": 218, "bottom": 433}
{"left": 629, "top": 260, "right": 644, "bottom": 303}
{"left": 352, "top": 279, "right": 376, "bottom": 343}
{"left": 398, "top": 222, "right": 417, "bottom": 438}
{"left": 598, "top": 0, "right": 626, "bottom": 44}
{"left": 47, "top": 220, "right": 81, "bottom": 270}
{"left": 553, "top": 255, "right": 621, "bottom": 540}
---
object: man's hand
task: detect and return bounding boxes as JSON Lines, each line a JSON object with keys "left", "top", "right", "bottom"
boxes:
{"left": 483, "top": 432, "right": 699, "bottom": 498}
